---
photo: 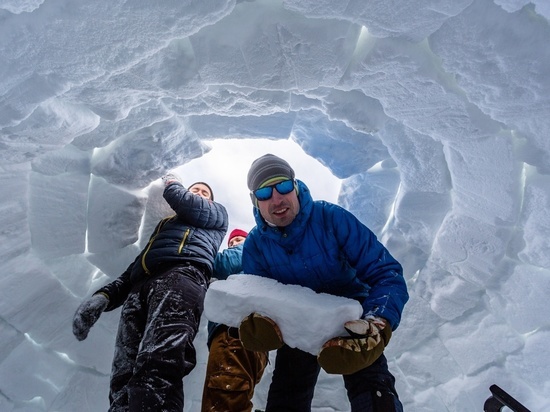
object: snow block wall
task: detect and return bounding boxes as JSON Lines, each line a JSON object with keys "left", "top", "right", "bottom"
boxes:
{"left": 1, "top": 0, "right": 550, "bottom": 410}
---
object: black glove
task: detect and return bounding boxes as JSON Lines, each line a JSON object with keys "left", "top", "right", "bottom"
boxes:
{"left": 72, "top": 293, "right": 109, "bottom": 341}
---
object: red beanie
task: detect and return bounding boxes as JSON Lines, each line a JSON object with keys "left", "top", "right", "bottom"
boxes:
{"left": 228, "top": 228, "right": 248, "bottom": 246}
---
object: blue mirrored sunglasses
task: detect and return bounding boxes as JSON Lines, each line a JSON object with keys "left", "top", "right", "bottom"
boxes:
{"left": 253, "top": 179, "right": 295, "bottom": 201}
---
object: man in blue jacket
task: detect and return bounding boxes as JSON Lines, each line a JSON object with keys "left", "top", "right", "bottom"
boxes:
{"left": 72, "top": 175, "right": 228, "bottom": 412}
{"left": 239, "top": 154, "right": 408, "bottom": 412}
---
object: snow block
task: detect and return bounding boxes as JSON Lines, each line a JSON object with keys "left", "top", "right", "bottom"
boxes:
{"left": 204, "top": 274, "right": 363, "bottom": 355}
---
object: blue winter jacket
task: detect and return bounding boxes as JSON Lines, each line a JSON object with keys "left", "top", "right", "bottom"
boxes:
{"left": 207, "top": 243, "right": 244, "bottom": 347}
{"left": 213, "top": 243, "right": 244, "bottom": 281}
{"left": 242, "top": 180, "right": 408, "bottom": 330}
{"left": 98, "top": 181, "right": 228, "bottom": 311}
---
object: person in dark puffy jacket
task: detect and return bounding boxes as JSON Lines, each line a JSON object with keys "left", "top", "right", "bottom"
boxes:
{"left": 72, "top": 174, "right": 228, "bottom": 412}
{"left": 239, "top": 154, "right": 409, "bottom": 412}
{"left": 201, "top": 228, "right": 268, "bottom": 412}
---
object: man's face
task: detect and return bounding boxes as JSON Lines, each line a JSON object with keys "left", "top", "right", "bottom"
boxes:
{"left": 256, "top": 179, "right": 300, "bottom": 227}
{"left": 229, "top": 236, "right": 246, "bottom": 248}
{"left": 189, "top": 183, "right": 212, "bottom": 200}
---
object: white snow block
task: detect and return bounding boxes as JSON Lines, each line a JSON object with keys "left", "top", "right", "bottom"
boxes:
{"left": 29, "top": 171, "right": 89, "bottom": 258}
{"left": 204, "top": 274, "right": 363, "bottom": 355}
{"left": 86, "top": 175, "right": 147, "bottom": 254}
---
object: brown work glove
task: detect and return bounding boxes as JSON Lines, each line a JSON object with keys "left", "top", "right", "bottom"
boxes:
{"left": 317, "top": 316, "right": 392, "bottom": 375}
{"left": 238, "top": 313, "right": 284, "bottom": 352}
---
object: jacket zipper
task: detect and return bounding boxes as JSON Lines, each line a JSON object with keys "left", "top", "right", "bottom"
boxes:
{"left": 141, "top": 217, "right": 171, "bottom": 275}
{"left": 178, "top": 228, "right": 190, "bottom": 254}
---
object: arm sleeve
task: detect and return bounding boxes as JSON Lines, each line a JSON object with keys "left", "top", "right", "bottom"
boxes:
{"left": 332, "top": 206, "right": 409, "bottom": 330}
{"left": 163, "top": 182, "right": 228, "bottom": 230}
{"left": 94, "top": 256, "right": 138, "bottom": 311}
{"left": 213, "top": 244, "right": 244, "bottom": 280}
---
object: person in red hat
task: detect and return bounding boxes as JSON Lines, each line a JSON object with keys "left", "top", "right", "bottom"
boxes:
{"left": 227, "top": 228, "right": 248, "bottom": 248}
{"left": 201, "top": 228, "right": 268, "bottom": 412}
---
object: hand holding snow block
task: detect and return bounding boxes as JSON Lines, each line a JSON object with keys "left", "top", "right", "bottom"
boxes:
{"left": 161, "top": 173, "right": 181, "bottom": 186}
{"left": 204, "top": 274, "right": 363, "bottom": 355}
{"left": 318, "top": 320, "right": 392, "bottom": 375}
{"left": 344, "top": 316, "right": 388, "bottom": 350}
{"left": 239, "top": 313, "right": 284, "bottom": 352}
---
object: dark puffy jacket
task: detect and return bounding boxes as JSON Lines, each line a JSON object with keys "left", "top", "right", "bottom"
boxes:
{"left": 242, "top": 180, "right": 408, "bottom": 330}
{"left": 97, "top": 181, "right": 228, "bottom": 311}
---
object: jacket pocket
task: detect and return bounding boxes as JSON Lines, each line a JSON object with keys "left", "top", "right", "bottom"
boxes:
{"left": 206, "top": 372, "right": 250, "bottom": 393}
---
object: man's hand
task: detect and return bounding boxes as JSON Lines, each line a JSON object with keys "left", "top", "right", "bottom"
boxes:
{"left": 317, "top": 316, "right": 391, "bottom": 375}
{"left": 161, "top": 173, "right": 181, "bottom": 187}
{"left": 72, "top": 294, "right": 109, "bottom": 341}
{"left": 238, "top": 313, "right": 283, "bottom": 352}
{"left": 344, "top": 316, "right": 387, "bottom": 350}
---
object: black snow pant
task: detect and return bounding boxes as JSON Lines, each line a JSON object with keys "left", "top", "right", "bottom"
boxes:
{"left": 265, "top": 345, "right": 403, "bottom": 412}
{"left": 108, "top": 264, "right": 208, "bottom": 412}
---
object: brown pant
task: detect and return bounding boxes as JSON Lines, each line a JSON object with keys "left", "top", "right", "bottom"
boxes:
{"left": 201, "top": 327, "right": 268, "bottom": 412}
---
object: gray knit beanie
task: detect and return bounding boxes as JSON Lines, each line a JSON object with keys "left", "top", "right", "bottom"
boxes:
{"left": 189, "top": 181, "right": 214, "bottom": 201}
{"left": 247, "top": 154, "right": 295, "bottom": 191}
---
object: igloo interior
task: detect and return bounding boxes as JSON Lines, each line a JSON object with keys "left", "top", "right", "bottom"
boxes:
{"left": 1, "top": 0, "right": 550, "bottom": 411}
